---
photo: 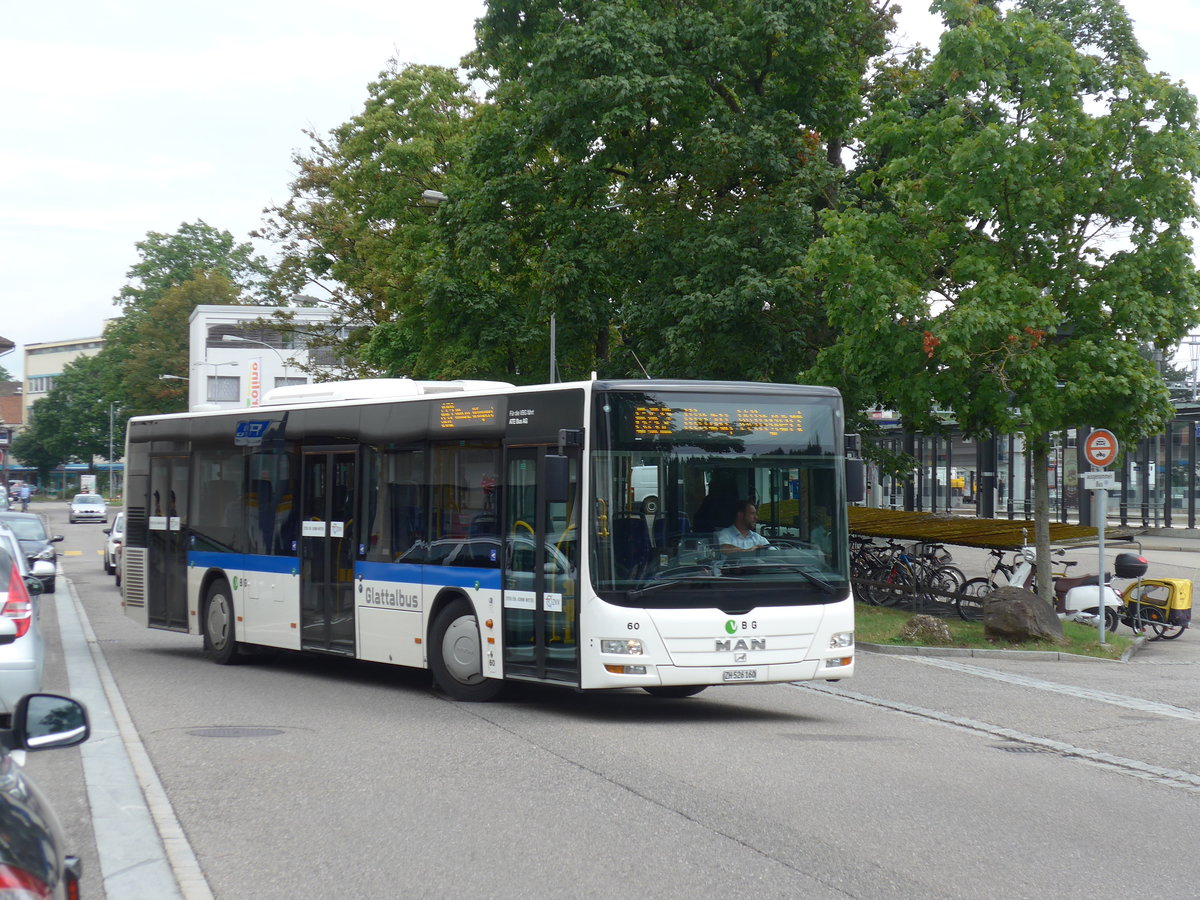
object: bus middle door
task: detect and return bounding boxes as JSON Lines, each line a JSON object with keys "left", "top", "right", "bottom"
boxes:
{"left": 502, "top": 445, "right": 579, "bottom": 684}
{"left": 299, "top": 449, "right": 357, "bottom": 655}
{"left": 147, "top": 455, "right": 189, "bottom": 630}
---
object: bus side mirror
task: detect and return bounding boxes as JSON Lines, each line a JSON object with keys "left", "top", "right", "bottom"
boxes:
{"left": 845, "top": 459, "right": 866, "bottom": 504}
{"left": 545, "top": 455, "right": 569, "bottom": 503}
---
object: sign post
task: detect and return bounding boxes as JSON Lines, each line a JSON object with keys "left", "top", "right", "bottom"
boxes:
{"left": 1082, "top": 429, "right": 1119, "bottom": 643}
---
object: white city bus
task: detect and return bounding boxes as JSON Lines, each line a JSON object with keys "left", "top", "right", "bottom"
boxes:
{"left": 121, "top": 378, "right": 860, "bottom": 700}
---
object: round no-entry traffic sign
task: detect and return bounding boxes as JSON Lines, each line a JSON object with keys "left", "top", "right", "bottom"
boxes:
{"left": 1083, "top": 429, "right": 1119, "bottom": 468}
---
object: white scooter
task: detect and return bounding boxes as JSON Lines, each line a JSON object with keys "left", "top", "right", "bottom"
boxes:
{"left": 1004, "top": 545, "right": 1122, "bottom": 625}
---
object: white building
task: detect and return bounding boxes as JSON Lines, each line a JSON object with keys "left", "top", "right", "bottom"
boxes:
{"left": 23, "top": 335, "right": 105, "bottom": 425}
{"left": 187, "top": 305, "right": 339, "bottom": 411}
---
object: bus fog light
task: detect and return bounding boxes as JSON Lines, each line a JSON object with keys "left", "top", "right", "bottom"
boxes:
{"left": 601, "top": 639, "right": 644, "bottom": 655}
{"left": 604, "top": 664, "right": 647, "bottom": 675}
{"left": 829, "top": 631, "right": 853, "bottom": 649}
{"left": 824, "top": 656, "right": 853, "bottom": 668}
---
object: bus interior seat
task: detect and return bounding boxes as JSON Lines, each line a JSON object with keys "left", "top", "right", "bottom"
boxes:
{"left": 612, "top": 515, "right": 652, "bottom": 579}
{"left": 653, "top": 514, "right": 690, "bottom": 551}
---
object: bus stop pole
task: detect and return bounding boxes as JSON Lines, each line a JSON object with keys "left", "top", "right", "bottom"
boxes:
{"left": 1096, "top": 483, "right": 1107, "bottom": 644}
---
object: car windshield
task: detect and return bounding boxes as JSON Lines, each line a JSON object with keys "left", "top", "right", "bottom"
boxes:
{"left": 1, "top": 518, "right": 47, "bottom": 540}
{"left": 74, "top": 495, "right": 104, "bottom": 507}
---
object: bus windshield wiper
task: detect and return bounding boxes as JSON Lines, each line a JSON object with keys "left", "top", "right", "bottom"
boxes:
{"left": 718, "top": 563, "right": 837, "bottom": 594}
{"left": 629, "top": 575, "right": 726, "bottom": 600}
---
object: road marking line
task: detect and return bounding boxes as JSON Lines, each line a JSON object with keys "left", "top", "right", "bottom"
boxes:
{"left": 793, "top": 682, "right": 1200, "bottom": 794}
{"left": 895, "top": 655, "right": 1200, "bottom": 721}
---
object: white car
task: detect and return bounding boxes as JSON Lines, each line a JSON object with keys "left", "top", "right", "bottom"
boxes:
{"left": 69, "top": 493, "right": 108, "bottom": 524}
{"left": 103, "top": 512, "right": 125, "bottom": 579}
{"left": 0, "top": 527, "right": 50, "bottom": 727}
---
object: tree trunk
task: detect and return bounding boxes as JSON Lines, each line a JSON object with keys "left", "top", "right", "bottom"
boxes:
{"left": 1031, "top": 441, "right": 1054, "bottom": 606}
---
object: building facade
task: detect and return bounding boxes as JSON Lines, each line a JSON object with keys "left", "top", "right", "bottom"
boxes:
{"left": 22, "top": 335, "right": 105, "bottom": 425}
{"left": 186, "top": 305, "right": 338, "bottom": 411}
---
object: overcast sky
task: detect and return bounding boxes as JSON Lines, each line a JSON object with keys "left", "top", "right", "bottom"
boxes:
{"left": 3, "top": 1, "right": 1198, "bottom": 381}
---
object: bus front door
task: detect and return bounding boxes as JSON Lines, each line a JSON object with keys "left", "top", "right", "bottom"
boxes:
{"left": 502, "top": 446, "right": 579, "bottom": 684}
{"left": 147, "top": 456, "right": 189, "bottom": 630}
{"left": 299, "top": 449, "right": 357, "bottom": 655}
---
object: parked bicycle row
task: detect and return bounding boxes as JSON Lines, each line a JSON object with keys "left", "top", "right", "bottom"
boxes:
{"left": 849, "top": 536, "right": 1192, "bottom": 640}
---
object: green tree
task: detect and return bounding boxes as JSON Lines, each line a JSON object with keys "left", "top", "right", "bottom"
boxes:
{"left": 115, "top": 220, "right": 271, "bottom": 312}
{"left": 807, "top": 0, "right": 1200, "bottom": 600}
{"left": 120, "top": 272, "right": 244, "bottom": 417}
{"left": 431, "top": 0, "right": 892, "bottom": 382}
{"left": 12, "top": 354, "right": 112, "bottom": 472}
{"left": 256, "top": 62, "right": 479, "bottom": 377}
{"left": 100, "top": 222, "right": 264, "bottom": 418}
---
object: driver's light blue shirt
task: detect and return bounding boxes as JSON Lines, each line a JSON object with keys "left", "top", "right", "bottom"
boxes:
{"left": 717, "top": 526, "right": 769, "bottom": 550}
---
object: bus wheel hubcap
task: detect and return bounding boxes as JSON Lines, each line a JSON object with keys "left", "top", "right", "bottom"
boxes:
{"left": 208, "top": 595, "right": 230, "bottom": 647}
{"left": 443, "top": 616, "right": 482, "bottom": 684}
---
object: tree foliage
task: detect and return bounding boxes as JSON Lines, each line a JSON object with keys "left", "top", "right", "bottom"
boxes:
{"left": 806, "top": 0, "right": 1200, "bottom": 595}
{"left": 421, "top": 0, "right": 893, "bottom": 382}
{"left": 118, "top": 272, "right": 244, "bottom": 417}
{"left": 115, "top": 220, "right": 271, "bottom": 312}
{"left": 13, "top": 354, "right": 113, "bottom": 471}
{"left": 256, "top": 63, "right": 479, "bottom": 377}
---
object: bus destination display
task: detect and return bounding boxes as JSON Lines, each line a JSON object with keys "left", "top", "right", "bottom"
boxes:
{"left": 437, "top": 399, "right": 498, "bottom": 430}
{"left": 632, "top": 404, "right": 804, "bottom": 438}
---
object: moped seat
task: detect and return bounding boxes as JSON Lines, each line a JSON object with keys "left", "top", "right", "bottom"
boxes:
{"left": 1053, "top": 574, "right": 1107, "bottom": 597}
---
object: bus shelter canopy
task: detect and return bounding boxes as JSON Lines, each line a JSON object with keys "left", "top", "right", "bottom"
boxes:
{"left": 848, "top": 507, "right": 1133, "bottom": 550}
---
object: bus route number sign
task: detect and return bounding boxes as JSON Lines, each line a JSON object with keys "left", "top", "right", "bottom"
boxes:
{"left": 1083, "top": 429, "right": 1119, "bottom": 468}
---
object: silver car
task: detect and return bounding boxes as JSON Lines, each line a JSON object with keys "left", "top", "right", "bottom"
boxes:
{"left": 0, "top": 530, "right": 48, "bottom": 727}
{"left": 69, "top": 493, "right": 108, "bottom": 524}
{"left": 103, "top": 511, "right": 125, "bottom": 578}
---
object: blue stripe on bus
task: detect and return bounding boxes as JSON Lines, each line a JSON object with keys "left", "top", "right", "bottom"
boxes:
{"left": 189, "top": 551, "right": 297, "bottom": 574}
{"left": 357, "top": 561, "right": 502, "bottom": 590}
{"left": 189, "top": 552, "right": 503, "bottom": 590}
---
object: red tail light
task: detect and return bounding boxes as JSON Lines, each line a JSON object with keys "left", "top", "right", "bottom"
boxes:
{"left": 1, "top": 562, "right": 32, "bottom": 639}
{"left": 0, "top": 862, "right": 52, "bottom": 897}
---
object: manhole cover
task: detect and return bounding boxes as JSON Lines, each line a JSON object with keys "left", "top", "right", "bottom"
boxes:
{"left": 187, "top": 727, "right": 284, "bottom": 739}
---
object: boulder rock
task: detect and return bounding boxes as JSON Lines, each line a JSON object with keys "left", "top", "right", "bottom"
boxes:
{"left": 901, "top": 614, "right": 954, "bottom": 645}
{"left": 984, "top": 586, "right": 1064, "bottom": 643}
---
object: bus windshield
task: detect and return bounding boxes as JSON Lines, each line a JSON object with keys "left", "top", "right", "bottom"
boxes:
{"left": 591, "top": 389, "right": 850, "bottom": 608}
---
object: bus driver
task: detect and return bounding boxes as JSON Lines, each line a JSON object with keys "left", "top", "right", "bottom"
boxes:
{"left": 717, "top": 501, "right": 770, "bottom": 553}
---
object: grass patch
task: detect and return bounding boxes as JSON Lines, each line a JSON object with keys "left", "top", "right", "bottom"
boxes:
{"left": 854, "top": 603, "right": 1132, "bottom": 660}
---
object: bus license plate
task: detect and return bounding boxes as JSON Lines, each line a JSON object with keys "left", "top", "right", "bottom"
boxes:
{"left": 722, "top": 668, "right": 758, "bottom": 682}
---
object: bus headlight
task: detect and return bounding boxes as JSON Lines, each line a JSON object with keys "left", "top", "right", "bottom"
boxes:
{"left": 601, "top": 639, "right": 644, "bottom": 655}
{"left": 829, "top": 631, "right": 853, "bottom": 649}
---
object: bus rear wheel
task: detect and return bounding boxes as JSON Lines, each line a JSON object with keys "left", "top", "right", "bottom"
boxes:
{"left": 429, "top": 597, "right": 503, "bottom": 701}
{"left": 203, "top": 580, "right": 243, "bottom": 665}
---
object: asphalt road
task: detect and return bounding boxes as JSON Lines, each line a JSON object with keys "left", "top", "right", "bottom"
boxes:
{"left": 21, "top": 502, "right": 1200, "bottom": 899}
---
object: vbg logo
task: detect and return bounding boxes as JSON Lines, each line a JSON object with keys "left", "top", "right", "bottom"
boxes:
{"left": 725, "top": 620, "right": 737, "bottom": 634}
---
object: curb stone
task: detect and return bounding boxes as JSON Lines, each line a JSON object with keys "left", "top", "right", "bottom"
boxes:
{"left": 859, "top": 635, "right": 1149, "bottom": 663}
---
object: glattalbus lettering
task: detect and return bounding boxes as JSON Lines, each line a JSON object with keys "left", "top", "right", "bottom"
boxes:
{"left": 364, "top": 587, "right": 420, "bottom": 610}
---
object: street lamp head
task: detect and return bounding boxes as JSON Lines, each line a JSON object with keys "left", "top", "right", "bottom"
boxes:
{"left": 420, "top": 189, "right": 449, "bottom": 206}
{"left": 158, "top": 374, "right": 188, "bottom": 381}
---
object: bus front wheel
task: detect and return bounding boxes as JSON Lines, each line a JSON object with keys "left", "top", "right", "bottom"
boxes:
{"left": 203, "top": 580, "right": 243, "bottom": 665}
{"left": 429, "top": 597, "right": 503, "bottom": 701}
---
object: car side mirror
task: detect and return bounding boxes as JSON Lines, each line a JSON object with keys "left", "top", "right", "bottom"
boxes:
{"left": 13, "top": 694, "right": 90, "bottom": 751}
{"left": 24, "top": 576, "right": 45, "bottom": 597}
{"left": 51, "top": 535, "right": 64, "bottom": 543}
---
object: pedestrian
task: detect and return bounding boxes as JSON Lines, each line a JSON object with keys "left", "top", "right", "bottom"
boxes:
{"left": 18, "top": 483, "right": 30, "bottom": 512}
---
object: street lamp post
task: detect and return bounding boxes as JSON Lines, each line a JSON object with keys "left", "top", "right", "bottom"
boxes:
{"left": 221, "top": 334, "right": 295, "bottom": 382}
